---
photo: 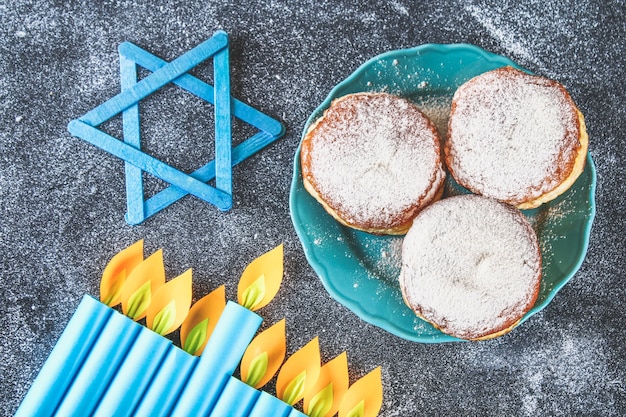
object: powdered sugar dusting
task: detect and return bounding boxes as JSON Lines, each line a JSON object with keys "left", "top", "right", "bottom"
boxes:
{"left": 464, "top": 4, "right": 547, "bottom": 72}
{"left": 447, "top": 68, "right": 579, "bottom": 204}
{"left": 399, "top": 195, "right": 541, "bottom": 339}
{"left": 463, "top": 331, "right": 614, "bottom": 416}
{"left": 304, "top": 92, "right": 444, "bottom": 229}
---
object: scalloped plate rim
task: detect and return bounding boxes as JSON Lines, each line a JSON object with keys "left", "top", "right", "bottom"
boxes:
{"left": 290, "top": 43, "right": 596, "bottom": 343}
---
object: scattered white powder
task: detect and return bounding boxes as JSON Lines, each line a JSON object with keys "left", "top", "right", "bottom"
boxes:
{"left": 464, "top": 4, "right": 544, "bottom": 71}
{"left": 388, "top": 0, "right": 409, "bottom": 16}
{"left": 447, "top": 68, "right": 580, "bottom": 204}
{"left": 399, "top": 195, "right": 541, "bottom": 339}
{"left": 304, "top": 92, "right": 444, "bottom": 229}
{"left": 377, "top": 236, "right": 403, "bottom": 274}
{"left": 463, "top": 331, "right": 613, "bottom": 417}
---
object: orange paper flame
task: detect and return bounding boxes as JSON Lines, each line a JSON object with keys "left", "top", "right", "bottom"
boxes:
{"left": 180, "top": 285, "right": 227, "bottom": 356}
{"left": 121, "top": 249, "right": 166, "bottom": 320}
{"left": 100, "top": 240, "right": 144, "bottom": 307}
{"left": 276, "top": 337, "right": 321, "bottom": 406}
{"left": 304, "top": 352, "right": 349, "bottom": 417}
{"left": 237, "top": 244, "right": 283, "bottom": 311}
{"left": 240, "top": 319, "right": 286, "bottom": 389}
{"left": 146, "top": 269, "right": 193, "bottom": 336}
{"left": 338, "top": 367, "right": 383, "bottom": 417}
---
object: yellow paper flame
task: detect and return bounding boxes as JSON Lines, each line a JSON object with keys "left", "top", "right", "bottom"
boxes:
{"left": 146, "top": 268, "right": 193, "bottom": 336}
{"left": 276, "top": 336, "right": 321, "bottom": 406}
{"left": 121, "top": 249, "right": 166, "bottom": 320}
{"left": 180, "top": 285, "right": 226, "bottom": 356}
{"left": 240, "top": 319, "right": 286, "bottom": 389}
{"left": 100, "top": 240, "right": 144, "bottom": 307}
{"left": 237, "top": 244, "right": 283, "bottom": 311}
{"left": 304, "top": 352, "right": 349, "bottom": 417}
{"left": 338, "top": 367, "right": 383, "bottom": 417}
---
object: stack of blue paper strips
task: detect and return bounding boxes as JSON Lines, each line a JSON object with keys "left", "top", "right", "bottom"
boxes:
{"left": 15, "top": 296, "right": 306, "bottom": 416}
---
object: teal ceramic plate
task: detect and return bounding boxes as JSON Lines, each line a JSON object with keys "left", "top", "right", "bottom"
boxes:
{"left": 289, "top": 44, "right": 596, "bottom": 343}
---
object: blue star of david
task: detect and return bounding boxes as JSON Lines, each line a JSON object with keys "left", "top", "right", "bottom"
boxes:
{"left": 67, "top": 31, "right": 285, "bottom": 225}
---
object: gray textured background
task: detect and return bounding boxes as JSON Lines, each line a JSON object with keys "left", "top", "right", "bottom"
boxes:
{"left": 2, "top": 1, "right": 625, "bottom": 415}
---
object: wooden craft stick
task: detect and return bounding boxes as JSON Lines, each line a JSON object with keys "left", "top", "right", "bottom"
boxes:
{"left": 119, "top": 52, "right": 145, "bottom": 224}
{"left": 79, "top": 32, "right": 228, "bottom": 127}
{"left": 67, "top": 120, "right": 232, "bottom": 211}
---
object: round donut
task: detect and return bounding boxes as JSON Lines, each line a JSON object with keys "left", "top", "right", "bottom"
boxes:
{"left": 445, "top": 66, "right": 588, "bottom": 209}
{"left": 300, "top": 92, "right": 446, "bottom": 235}
{"left": 399, "top": 195, "right": 541, "bottom": 340}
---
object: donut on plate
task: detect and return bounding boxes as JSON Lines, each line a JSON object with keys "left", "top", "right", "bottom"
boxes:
{"left": 399, "top": 195, "right": 541, "bottom": 340}
{"left": 300, "top": 92, "right": 446, "bottom": 235}
{"left": 445, "top": 66, "right": 588, "bottom": 209}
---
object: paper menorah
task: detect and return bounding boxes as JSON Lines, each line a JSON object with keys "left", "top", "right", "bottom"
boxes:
{"left": 16, "top": 296, "right": 302, "bottom": 417}
{"left": 15, "top": 243, "right": 383, "bottom": 417}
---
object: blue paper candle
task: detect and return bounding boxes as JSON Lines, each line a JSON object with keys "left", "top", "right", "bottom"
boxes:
{"left": 92, "top": 326, "right": 171, "bottom": 417}
{"left": 249, "top": 391, "right": 293, "bottom": 417}
{"left": 132, "top": 344, "right": 198, "bottom": 417}
{"left": 288, "top": 407, "right": 310, "bottom": 417}
{"left": 53, "top": 308, "right": 141, "bottom": 415}
{"left": 14, "top": 296, "right": 111, "bottom": 417}
{"left": 170, "top": 301, "right": 262, "bottom": 416}
{"left": 209, "top": 376, "right": 260, "bottom": 417}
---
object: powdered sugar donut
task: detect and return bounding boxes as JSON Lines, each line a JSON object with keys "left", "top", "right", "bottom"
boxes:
{"left": 399, "top": 195, "right": 541, "bottom": 340}
{"left": 301, "top": 92, "right": 445, "bottom": 235}
{"left": 445, "top": 66, "right": 588, "bottom": 209}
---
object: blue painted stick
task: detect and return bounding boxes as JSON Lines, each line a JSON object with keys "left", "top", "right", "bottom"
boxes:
{"left": 209, "top": 376, "right": 260, "bottom": 417}
{"left": 69, "top": 36, "right": 286, "bottom": 224}
{"left": 116, "top": 41, "right": 284, "bottom": 136}
{"left": 140, "top": 130, "right": 277, "bottom": 222}
{"left": 119, "top": 34, "right": 232, "bottom": 223}
{"left": 119, "top": 51, "right": 145, "bottom": 225}
{"left": 132, "top": 345, "right": 198, "bottom": 417}
{"left": 53, "top": 309, "right": 141, "bottom": 416}
{"left": 115, "top": 41, "right": 285, "bottom": 223}
{"left": 14, "top": 296, "right": 112, "bottom": 417}
{"left": 170, "top": 301, "right": 262, "bottom": 417}
{"left": 92, "top": 327, "right": 171, "bottom": 417}
{"left": 67, "top": 120, "right": 232, "bottom": 211}
{"left": 248, "top": 390, "right": 293, "bottom": 417}
{"left": 79, "top": 31, "right": 228, "bottom": 127}
{"left": 213, "top": 41, "right": 232, "bottom": 198}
